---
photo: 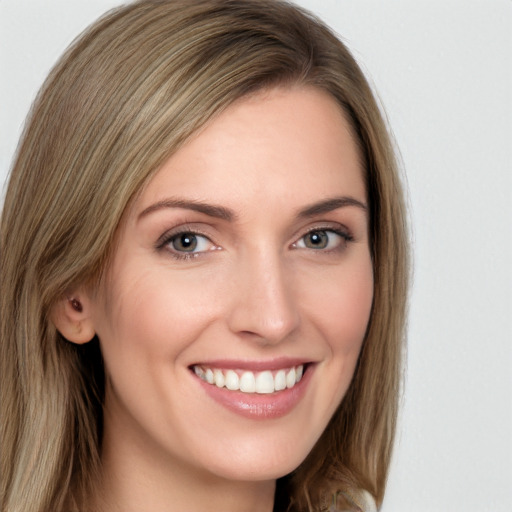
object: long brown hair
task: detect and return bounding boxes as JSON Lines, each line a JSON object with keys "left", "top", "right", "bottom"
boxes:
{"left": 0, "top": 1, "right": 409, "bottom": 511}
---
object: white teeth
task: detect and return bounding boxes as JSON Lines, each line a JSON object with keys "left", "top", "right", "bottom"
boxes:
{"left": 225, "top": 370, "right": 239, "bottom": 391}
{"left": 239, "top": 371, "right": 256, "bottom": 393}
{"left": 214, "top": 369, "right": 225, "bottom": 388}
{"left": 296, "top": 364, "right": 303, "bottom": 383}
{"left": 255, "top": 371, "right": 274, "bottom": 394}
{"left": 286, "top": 368, "right": 296, "bottom": 389}
{"left": 274, "top": 369, "right": 286, "bottom": 391}
{"left": 194, "top": 364, "right": 306, "bottom": 394}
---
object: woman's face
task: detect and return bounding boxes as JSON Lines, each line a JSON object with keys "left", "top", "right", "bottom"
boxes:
{"left": 88, "top": 86, "right": 373, "bottom": 483}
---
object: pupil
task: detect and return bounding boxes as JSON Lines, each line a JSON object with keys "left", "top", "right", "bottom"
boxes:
{"left": 307, "top": 231, "right": 327, "bottom": 249}
{"left": 175, "top": 233, "right": 197, "bottom": 251}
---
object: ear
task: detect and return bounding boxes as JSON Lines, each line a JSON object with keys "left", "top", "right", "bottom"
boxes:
{"left": 50, "top": 291, "right": 96, "bottom": 345}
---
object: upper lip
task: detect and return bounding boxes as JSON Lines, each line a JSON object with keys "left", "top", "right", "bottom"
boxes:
{"left": 190, "top": 357, "right": 312, "bottom": 372}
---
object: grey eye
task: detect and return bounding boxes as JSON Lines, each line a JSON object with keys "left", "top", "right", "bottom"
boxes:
{"left": 295, "top": 229, "right": 347, "bottom": 251}
{"left": 303, "top": 230, "right": 329, "bottom": 249}
{"left": 170, "top": 233, "right": 199, "bottom": 252}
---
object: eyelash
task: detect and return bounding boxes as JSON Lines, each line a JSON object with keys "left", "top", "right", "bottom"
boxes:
{"left": 293, "top": 226, "right": 354, "bottom": 253}
{"left": 156, "top": 226, "right": 217, "bottom": 261}
{"left": 156, "top": 225, "right": 354, "bottom": 261}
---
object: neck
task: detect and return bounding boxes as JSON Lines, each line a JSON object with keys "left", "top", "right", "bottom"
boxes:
{"left": 96, "top": 468, "right": 275, "bottom": 512}
{"left": 94, "top": 405, "right": 276, "bottom": 512}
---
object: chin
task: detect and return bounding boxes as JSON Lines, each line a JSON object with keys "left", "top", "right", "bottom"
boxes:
{"left": 191, "top": 427, "right": 320, "bottom": 483}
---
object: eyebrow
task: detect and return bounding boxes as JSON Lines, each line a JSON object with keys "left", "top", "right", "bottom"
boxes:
{"left": 297, "top": 196, "right": 368, "bottom": 218}
{"left": 138, "top": 195, "right": 367, "bottom": 222}
{"left": 138, "top": 198, "right": 236, "bottom": 222}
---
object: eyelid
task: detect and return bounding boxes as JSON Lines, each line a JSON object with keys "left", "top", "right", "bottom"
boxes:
{"left": 291, "top": 223, "right": 354, "bottom": 251}
{"left": 155, "top": 224, "right": 220, "bottom": 259}
{"left": 295, "top": 222, "right": 353, "bottom": 241}
{"left": 155, "top": 221, "right": 355, "bottom": 260}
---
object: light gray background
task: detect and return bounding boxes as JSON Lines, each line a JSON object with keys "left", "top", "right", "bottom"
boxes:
{"left": 1, "top": 1, "right": 511, "bottom": 510}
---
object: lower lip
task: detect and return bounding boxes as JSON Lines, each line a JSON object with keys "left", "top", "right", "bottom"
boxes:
{"left": 193, "top": 365, "right": 313, "bottom": 420}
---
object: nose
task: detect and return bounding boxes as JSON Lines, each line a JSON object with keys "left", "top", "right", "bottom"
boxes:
{"left": 226, "top": 249, "right": 300, "bottom": 345}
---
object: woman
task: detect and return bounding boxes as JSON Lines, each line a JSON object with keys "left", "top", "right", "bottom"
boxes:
{"left": 0, "top": 1, "right": 409, "bottom": 511}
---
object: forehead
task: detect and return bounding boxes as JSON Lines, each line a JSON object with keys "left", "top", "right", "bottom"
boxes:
{"left": 135, "top": 86, "right": 365, "bottom": 216}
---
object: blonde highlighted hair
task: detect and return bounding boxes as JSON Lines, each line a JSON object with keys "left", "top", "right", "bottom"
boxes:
{"left": 0, "top": 1, "right": 409, "bottom": 511}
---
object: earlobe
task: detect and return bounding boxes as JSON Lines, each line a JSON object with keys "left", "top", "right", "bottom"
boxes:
{"left": 51, "top": 294, "right": 96, "bottom": 344}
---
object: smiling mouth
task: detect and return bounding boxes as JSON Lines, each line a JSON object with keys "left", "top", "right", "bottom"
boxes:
{"left": 192, "top": 364, "right": 305, "bottom": 394}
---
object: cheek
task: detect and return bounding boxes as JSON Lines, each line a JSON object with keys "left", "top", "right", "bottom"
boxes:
{"left": 95, "top": 264, "right": 224, "bottom": 366}
{"left": 305, "top": 256, "right": 374, "bottom": 354}
{"left": 293, "top": 254, "right": 373, "bottom": 440}
{"left": 91, "top": 267, "right": 224, "bottom": 433}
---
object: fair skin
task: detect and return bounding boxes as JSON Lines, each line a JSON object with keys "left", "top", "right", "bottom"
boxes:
{"left": 54, "top": 86, "right": 373, "bottom": 512}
